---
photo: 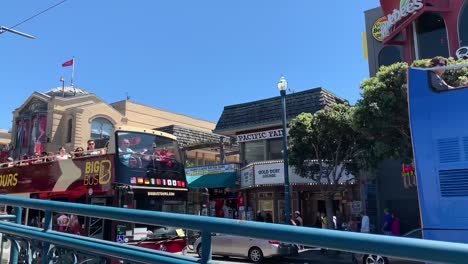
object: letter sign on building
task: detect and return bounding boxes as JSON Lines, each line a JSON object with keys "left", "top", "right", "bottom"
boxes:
{"left": 237, "top": 129, "right": 285, "bottom": 143}
{"left": 380, "top": 0, "right": 424, "bottom": 39}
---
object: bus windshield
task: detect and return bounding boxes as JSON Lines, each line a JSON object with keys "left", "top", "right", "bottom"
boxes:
{"left": 116, "top": 131, "right": 182, "bottom": 167}
{"left": 115, "top": 130, "right": 186, "bottom": 188}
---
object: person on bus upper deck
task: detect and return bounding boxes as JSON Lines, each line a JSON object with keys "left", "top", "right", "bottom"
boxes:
{"left": 85, "top": 139, "right": 102, "bottom": 156}
{"left": 19, "top": 154, "right": 30, "bottom": 166}
{"left": 429, "top": 56, "right": 454, "bottom": 91}
{"left": 142, "top": 143, "right": 158, "bottom": 161}
{"left": 157, "top": 147, "right": 173, "bottom": 158}
{"left": 73, "top": 147, "right": 84, "bottom": 158}
{"left": 6, "top": 157, "right": 14, "bottom": 168}
{"left": 30, "top": 152, "right": 41, "bottom": 163}
{"left": 157, "top": 147, "right": 175, "bottom": 167}
{"left": 56, "top": 147, "right": 69, "bottom": 160}
{"left": 118, "top": 138, "right": 134, "bottom": 166}
{"left": 47, "top": 152, "right": 56, "bottom": 162}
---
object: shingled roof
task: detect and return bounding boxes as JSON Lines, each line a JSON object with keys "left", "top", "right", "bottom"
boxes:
{"left": 155, "top": 125, "right": 231, "bottom": 147}
{"left": 155, "top": 124, "right": 239, "bottom": 153}
{"left": 214, "top": 87, "right": 347, "bottom": 135}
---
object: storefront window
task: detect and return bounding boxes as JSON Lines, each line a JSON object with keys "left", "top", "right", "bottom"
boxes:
{"left": 416, "top": 12, "right": 449, "bottom": 59}
{"left": 267, "top": 139, "right": 283, "bottom": 160}
{"left": 460, "top": 2, "right": 468, "bottom": 47}
{"left": 378, "top": 46, "right": 401, "bottom": 68}
{"left": 244, "top": 141, "right": 265, "bottom": 164}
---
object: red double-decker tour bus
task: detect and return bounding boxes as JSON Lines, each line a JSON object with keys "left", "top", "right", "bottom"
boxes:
{"left": 0, "top": 126, "right": 188, "bottom": 253}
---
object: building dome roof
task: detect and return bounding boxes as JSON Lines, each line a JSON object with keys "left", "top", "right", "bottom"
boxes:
{"left": 45, "top": 86, "right": 90, "bottom": 97}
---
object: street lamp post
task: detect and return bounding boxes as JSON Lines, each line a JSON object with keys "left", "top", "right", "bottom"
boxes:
{"left": 278, "top": 75, "right": 292, "bottom": 225}
{"left": 0, "top": 26, "right": 35, "bottom": 39}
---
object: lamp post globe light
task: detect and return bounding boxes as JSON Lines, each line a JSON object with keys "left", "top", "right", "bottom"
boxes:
{"left": 277, "top": 75, "right": 292, "bottom": 225}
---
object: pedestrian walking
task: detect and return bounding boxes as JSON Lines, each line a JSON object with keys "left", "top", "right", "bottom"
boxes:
{"left": 265, "top": 212, "right": 273, "bottom": 223}
{"left": 382, "top": 208, "right": 393, "bottom": 235}
{"left": 347, "top": 216, "right": 359, "bottom": 264}
{"left": 256, "top": 211, "right": 264, "bottom": 222}
{"left": 360, "top": 211, "right": 370, "bottom": 233}
{"left": 391, "top": 212, "right": 401, "bottom": 236}
{"left": 293, "top": 211, "right": 303, "bottom": 226}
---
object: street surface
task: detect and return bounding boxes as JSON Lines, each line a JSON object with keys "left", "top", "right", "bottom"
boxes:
{"left": 186, "top": 249, "right": 421, "bottom": 263}
{"left": 185, "top": 249, "right": 353, "bottom": 264}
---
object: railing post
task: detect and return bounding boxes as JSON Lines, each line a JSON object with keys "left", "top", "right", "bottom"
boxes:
{"left": 10, "top": 206, "right": 22, "bottom": 264}
{"left": 200, "top": 231, "right": 212, "bottom": 264}
{"left": 0, "top": 215, "right": 14, "bottom": 263}
{"left": 42, "top": 210, "right": 52, "bottom": 264}
{"left": 0, "top": 233, "right": 3, "bottom": 264}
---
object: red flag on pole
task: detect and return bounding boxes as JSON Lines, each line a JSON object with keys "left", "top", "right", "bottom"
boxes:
{"left": 62, "top": 59, "right": 74, "bottom": 67}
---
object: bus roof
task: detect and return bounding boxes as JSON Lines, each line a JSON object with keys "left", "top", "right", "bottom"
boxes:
{"left": 115, "top": 126, "right": 177, "bottom": 140}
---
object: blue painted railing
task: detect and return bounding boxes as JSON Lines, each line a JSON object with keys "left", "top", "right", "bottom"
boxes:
{"left": 0, "top": 195, "right": 467, "bottom": 263}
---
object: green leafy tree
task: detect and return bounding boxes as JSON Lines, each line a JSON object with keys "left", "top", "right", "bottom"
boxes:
{"left": 353, "top": 58, "right": 468, "bottom": 168}
{"left": 185, "top": 159, "right": 195, "bottom": 168}
{"left": 288, "top": 103, "right": 360, "bottom": 228}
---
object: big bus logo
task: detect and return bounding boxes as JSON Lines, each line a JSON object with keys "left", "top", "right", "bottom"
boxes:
{"left": 84, "top": 160, "right": 112, "bottom": 186}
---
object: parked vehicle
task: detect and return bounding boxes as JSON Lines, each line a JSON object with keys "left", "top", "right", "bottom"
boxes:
{"left": 193, "top": 233, "right": 295, "bottom": 263}
{"left": 357, "top": 229, "right": 422, "bottom": 264}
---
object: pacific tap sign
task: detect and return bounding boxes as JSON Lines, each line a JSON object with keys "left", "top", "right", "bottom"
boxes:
{"left": 237, "top": 128, "right": 285, "bottom": 143}
{"left": 381, "top": 0, "right": 423, "bottom": 39}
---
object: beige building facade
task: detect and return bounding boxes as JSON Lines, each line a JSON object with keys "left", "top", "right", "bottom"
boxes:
{"left": 10, "top": 86, "right": 227, "bottom": 166}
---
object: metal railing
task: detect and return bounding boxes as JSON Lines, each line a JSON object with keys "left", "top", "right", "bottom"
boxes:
{"left": 0, "top": 195, "right": 467, "bottom": 263}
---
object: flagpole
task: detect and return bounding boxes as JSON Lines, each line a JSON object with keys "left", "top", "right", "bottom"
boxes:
{"left": 71, "top": 56, "right": 75, "bottom": 88}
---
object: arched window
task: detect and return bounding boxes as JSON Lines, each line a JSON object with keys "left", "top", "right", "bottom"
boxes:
{"left": 416, "top": 12, "right": 449, "bottom": 59}
{"left": 66, "top": 119, "right": 73, "bottom": 143}
{"left": 378, "top": 46, "right": 402, "bottom": 68}
{"left": 459, "top": 1, "right": 468, "bottom": 47}
{"left": 90, "top": 117, "right": 113, "bottom": 142}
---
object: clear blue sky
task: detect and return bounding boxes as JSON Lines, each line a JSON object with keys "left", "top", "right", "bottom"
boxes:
{"left": 1, "top": 0, "right": 380, "bottom": 130}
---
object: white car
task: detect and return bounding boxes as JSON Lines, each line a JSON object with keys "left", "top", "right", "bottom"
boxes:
{"left": 193, "top": 233, "right": 292, "bottom": 263}
{"left": 357, "top": 229, "right": 423, "bottom": 264}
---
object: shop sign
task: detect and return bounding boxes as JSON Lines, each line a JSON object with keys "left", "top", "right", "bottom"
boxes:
{"left": 351, "top": 201, "right": 362, "bottom": 214}
{"left": 237, "top": 129, "right": 284, "bottom": 143}
{"left": 255, "top": 163, "right": 284, "bottom": 185}
{"left": 381, "top": 0, "right": 423, "bottom": 39}
{"left": 185, "top": 164, "right": 236, "bottom": 176}
{"left": 372, "top": 16, "right": 388, "bottom": 42}
{"left": 240, "top": 166, "right": 254, "bottom": 188}
{"left": 133, "top": 227, "right": 147, "bottom": 241}
{"left": 147, "top": 191, "right": 176, "bottom": 197}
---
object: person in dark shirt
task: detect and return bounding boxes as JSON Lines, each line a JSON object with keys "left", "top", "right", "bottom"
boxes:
{"left": 382, "top": 208, "right": 393, "bottom": 235}
{"left": 429, "top": 56, "right": 454, "bottom": 91}
{"left": 256, "top": 211, "right": 264, "bottom": 222}
{"left": 314, "top": 212, "right": 322, "bottom": 228}
{"left": 265, "top": 212, "right": 273, "bottom": 223}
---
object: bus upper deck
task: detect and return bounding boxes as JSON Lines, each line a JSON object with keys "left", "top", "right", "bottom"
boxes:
{"left": 0, "top": 126, "right": 187, "bottom": 198}
{"left": 0, "top": 126, "right": 189, "bottom": 252}
{"left": 408, "top": 63, "right": 468, "bottom": 244}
